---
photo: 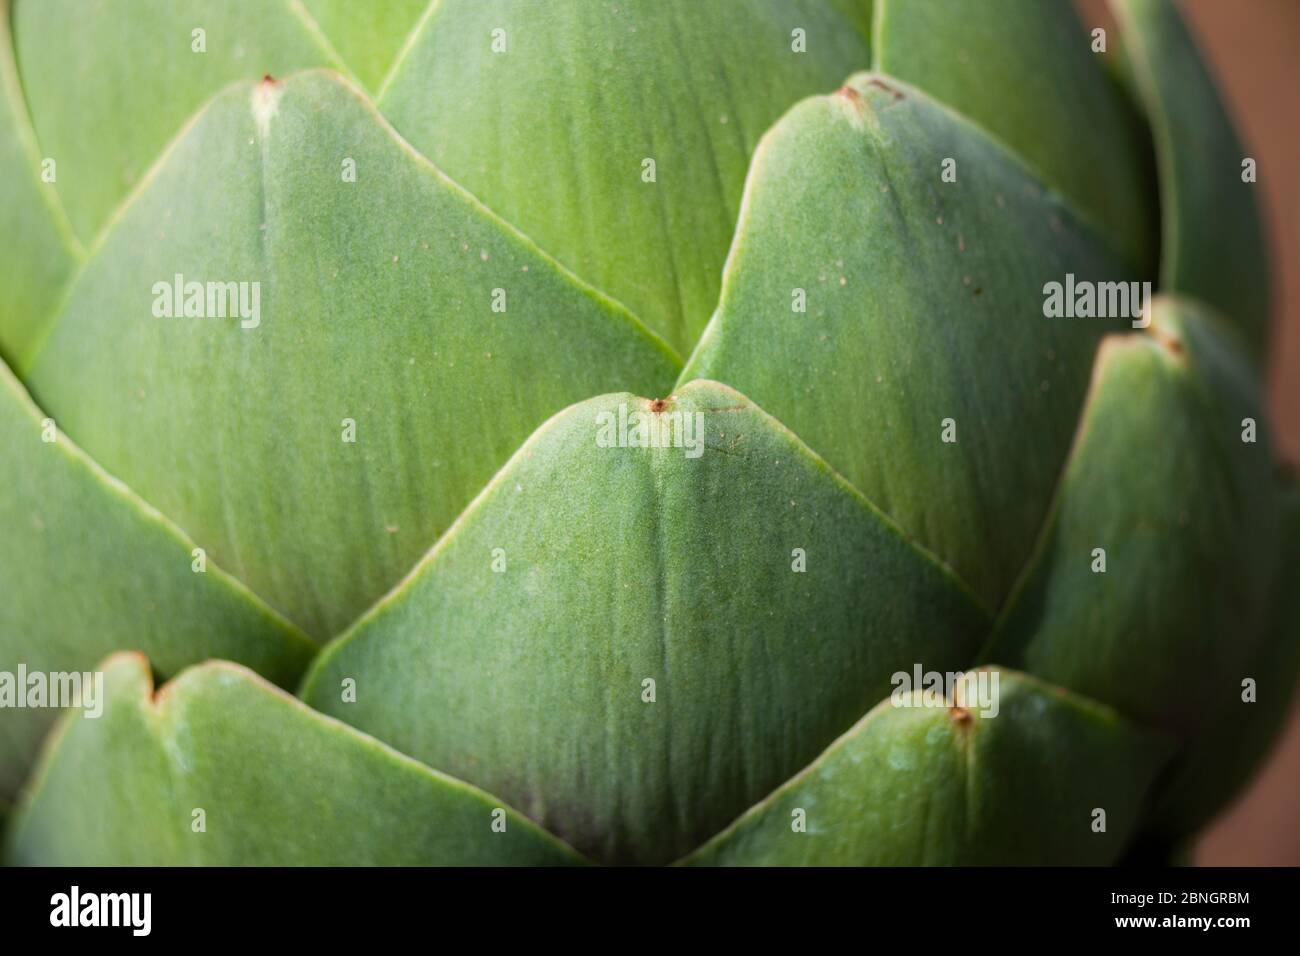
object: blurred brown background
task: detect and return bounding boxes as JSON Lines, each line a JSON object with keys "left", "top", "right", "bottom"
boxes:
{"left": 1077, "top": 0, "right": 1300, "bottom": 865}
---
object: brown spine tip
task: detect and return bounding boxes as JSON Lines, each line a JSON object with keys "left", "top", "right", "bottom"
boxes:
{"left": 864, "top": 76, "right": 904, "bottom": 101}
{"left": 949, "top": 705, "right": 972, "bottom": 727}
{"left": 649, "top": 398, "right": 668, "bottom": 413}
{"left": 834, "top": 85, "right": 868, "bottom": 116}
{"left": 262, "top": 74, "right": 277, "bottom": 85}
{"left": 1151, "top": 326, "right": 1184, "bottom": 356}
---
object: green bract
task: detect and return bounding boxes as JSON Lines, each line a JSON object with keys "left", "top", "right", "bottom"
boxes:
{"left": 1, "top": 0, "right": 1295, "bottom": 866}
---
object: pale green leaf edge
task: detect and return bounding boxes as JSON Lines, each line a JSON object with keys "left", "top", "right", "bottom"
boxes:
{"left": 303, "top": 377, "right": 994, "bottom": 704}
{"left": 678, "top": 68, "right": 1147, "bottom": 620}
{"left": 1109, "top": 0, "right": 1186, "bottom": 296}
{"left": 20, "top": 66, "right": 684, "bottom": 379}
{"left": 5, "top": 651, "right": 593, "bottom": 866}
{"left": 0, "top": 0, "right": 82, "bottom": 261}
{"left": 281, "top": 0, "right": 362, "bottom": 89}
{"left": 0, "top": 355, "right": 315, "bottom": 656}
{"left": 374, "top": 0, "right": 442, "bottom": 102}
{"left": 868, "top": 3, "right": 1149, "bottom": 273}
{"left": 980, "top": 292, "right": 1270, "bottom": 655}
{"left": 673, "top": 665, "right": 1169, "bottom": 865}
{"left": 8, "top": 0, "right": 359, "bottom": 251}
{"left": 1108, "top": 0, "right": 1269, "bottom": 352}
{"left": 681, "top": 67, "right": 1145, "bottom": 388}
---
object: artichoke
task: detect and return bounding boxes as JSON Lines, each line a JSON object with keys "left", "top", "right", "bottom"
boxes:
{"left": 1, "top": 0, "right": 1295, "bottom": 867}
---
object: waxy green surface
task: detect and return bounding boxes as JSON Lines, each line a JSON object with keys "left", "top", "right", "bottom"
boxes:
{"left": 6, "top": 655, "right": 584, "bottom": 865}
{"left": 0, "top": 360, "right": 313, "bottom": 799}
{"left": 303, "top": 381, "right": 989, "bottom": 865}
{"left": 683, "top": 73, "right": 1132, "bottom": 610}
{"left": 1111, "top": 0, "right": 1270, "bottom": 353}
{"left": 685, "top": 671, "right": 1173, "bottom": 866}
{"left": 26, "top": 72, "right": 678, "bottom": 640}
{"left": 876, "top": 0, "right": 1157, "bottom": 273}
{"left": 1, "top": 0, "right": 1293, "bottom": 865}
{"left": 986, "top": 301, "right": 1280, "bottom": 735}
{"left": 379, "top": 0, "right": 877, "bottom": 353}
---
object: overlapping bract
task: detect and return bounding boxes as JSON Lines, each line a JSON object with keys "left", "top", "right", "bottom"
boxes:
{"left": 0, "top": 0, "right": 1294, "bottom": 865}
